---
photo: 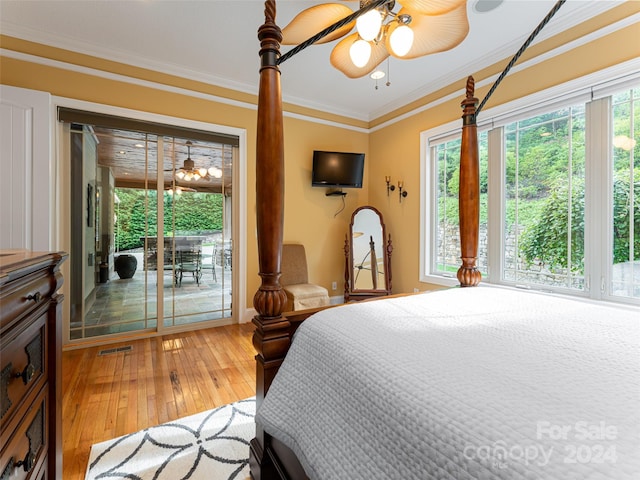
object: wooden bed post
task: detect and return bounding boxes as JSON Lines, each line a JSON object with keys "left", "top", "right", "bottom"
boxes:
{"left": 252, "top": 0, "right": 289, "bottom": 404}
{"left": 457, "top": 76, "right": 482, "bottom": 287}
{"left": 250, "top": 0, "right": 290, "bottom": 477}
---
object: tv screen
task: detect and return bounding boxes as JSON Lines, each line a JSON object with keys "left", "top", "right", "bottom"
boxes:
{"left": 311, "top": 151, "right": 365, "bottom": 188}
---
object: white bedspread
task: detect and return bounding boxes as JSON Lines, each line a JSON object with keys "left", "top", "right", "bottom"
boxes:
{"left": 256, "top": 287, "right": 640, "bottom": 480}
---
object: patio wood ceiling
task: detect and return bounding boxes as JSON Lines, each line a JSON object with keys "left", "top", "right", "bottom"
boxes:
{"left": 92, "top": 127, "right": 233, "bottom": 194}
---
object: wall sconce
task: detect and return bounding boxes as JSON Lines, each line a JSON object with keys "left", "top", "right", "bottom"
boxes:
{"left": 385, "top": 176, "right": 395, "bottom": 196}
{"left": 398, "top": 181, "right": 408, "bottom": 203}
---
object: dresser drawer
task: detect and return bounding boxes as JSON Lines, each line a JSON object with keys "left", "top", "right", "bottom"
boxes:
{"left": 0, "top": 271, "right": 53, "bottom": 335}
{"left": 0, "top": 387, "right": 47, "bottom": 480}
{"left": 0, "top": 312, "right": 47, "bottom": 438}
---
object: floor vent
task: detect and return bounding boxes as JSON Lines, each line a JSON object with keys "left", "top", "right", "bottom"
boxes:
{"left": 98, "top": 345, "right": 133, "bottom": 356}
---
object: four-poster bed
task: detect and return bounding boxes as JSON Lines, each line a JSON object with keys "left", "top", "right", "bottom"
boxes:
{"left": 249, "top": 1, "right": 639, "bottom": 479}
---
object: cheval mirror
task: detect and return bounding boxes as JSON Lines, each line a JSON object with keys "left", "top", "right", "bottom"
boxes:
{"left": 344, "top": 206, "right": 392, "bottom": 302}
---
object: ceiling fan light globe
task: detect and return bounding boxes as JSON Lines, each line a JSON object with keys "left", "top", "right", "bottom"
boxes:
{"left": 350, "top": 39, "right": 372, "bottom": 68}
{"left": 213, "top": 169, "right": 223, "bottom": 179}
{"left": 613, "top": 135, "right": 636, "bottom": 151}
{"left": 389, "top": 24, "right": 414, "bottom": 57}
{"left": 176, "top": 171, "right": 185, "bottom": 180}
{"left": 198, "top": 167, "right": 207, "bottom": 177}
{"left": 208, "top": 167, "right": 216, "bottom": 176}
{"left": 184, "top": 173, "right": 193, "bottom": 181}
{"left": 356, "top": 9, "right": 382, "bottom": 42}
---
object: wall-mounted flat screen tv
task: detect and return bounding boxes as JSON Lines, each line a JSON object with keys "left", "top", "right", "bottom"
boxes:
{"left": 311, "top": 150, "right": 365, "bottom": 188}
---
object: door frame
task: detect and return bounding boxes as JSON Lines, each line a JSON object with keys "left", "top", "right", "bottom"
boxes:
{"left": 53, "top": 96, "right": 247, "bottom": 347}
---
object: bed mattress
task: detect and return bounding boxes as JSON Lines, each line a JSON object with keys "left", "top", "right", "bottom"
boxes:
{"left": 256, "top": 287, "right": 640, "bottom": 480}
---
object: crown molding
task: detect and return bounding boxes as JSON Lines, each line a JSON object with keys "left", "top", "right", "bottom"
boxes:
{"left": 0, "top": 47, "right": 368, "bottom": 133}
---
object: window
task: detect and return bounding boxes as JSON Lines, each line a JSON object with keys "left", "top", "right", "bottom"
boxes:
{"left": 422, "top": 74, "right": 639, "bottom": 305}
{"left": 432, "top": 133, "right": 488, "bottom": 277}
{"left": 611, "top": 88, "right": 640, "bottom": 299}
{"left": 503, "top": 105, "right": 585, "bottom": 290}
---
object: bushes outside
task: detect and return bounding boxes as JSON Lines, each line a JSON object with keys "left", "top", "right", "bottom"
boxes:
{"left": 115, "top": 188, "right": 224, "bottom": 251}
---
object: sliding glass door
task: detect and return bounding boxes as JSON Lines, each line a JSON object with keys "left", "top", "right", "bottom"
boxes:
{"left": 68, "top": 123, "right": 234, "bottom": 341}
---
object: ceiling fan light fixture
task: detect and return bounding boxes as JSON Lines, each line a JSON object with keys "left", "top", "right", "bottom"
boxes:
{"left": 389, "top": 23, "right": 413, "bottom": 57}
{"left": 173, "top": 140, "right": 222, "bottom": 183}
{"left": 208, "top": 166, "right": 223, "bottom": 178}
{"left": 284, "top": 0, "right": 469, "bottom": 78}
{"left": 350, "top": 38, "right": 372, "bottom": 68}
{"left": 613, "top": 135, "right": 637, "bottom": 151}
{"left": 356, "top": 9, "right": 382, "bottom": 41}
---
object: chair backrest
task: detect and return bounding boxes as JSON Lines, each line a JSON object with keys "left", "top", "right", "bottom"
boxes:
{"left": 281, "top": 244, "right": 309, "bottom": 286}
{"left": 180, "top": 249, "right": 201, "bottom": 268}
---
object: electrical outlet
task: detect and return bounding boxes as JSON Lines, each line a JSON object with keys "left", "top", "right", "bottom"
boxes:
{"left": 413, "top": 288, "right": 419, "bottom": 293}
{"left": 332, "top": 281, "right": 337, "bottom": 291}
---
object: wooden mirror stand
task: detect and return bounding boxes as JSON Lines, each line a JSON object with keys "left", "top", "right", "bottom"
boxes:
{"left": 344, "top": 205, "right": 392, "bottom": 302}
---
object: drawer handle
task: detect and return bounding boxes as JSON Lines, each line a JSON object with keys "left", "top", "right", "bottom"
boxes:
{"left": 15, "top": 451, "right": 36, "bottom": 473}
{"left": 14, "top": 363, "right": 36, "bottom": 385}
{"left": 26, "top": 291, "right": 41, "bottom": 303}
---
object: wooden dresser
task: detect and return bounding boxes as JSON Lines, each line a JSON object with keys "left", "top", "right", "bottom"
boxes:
{"left": 0, "top": 251, "right": 67, "bottom": 480}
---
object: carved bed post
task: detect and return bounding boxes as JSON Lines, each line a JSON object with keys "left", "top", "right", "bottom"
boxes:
{"left": 457, "top": 76, "right": 482, "bottom": 287}
{"left": 252, "top": 0, "right": 289, "bottom": 404}
{"left": 250, "top": 0, "right": 290, "bottom": 477}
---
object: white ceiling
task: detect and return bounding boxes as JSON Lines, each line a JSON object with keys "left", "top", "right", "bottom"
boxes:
{"left": 0, "top": 0, "right": 624, "bottom": 121}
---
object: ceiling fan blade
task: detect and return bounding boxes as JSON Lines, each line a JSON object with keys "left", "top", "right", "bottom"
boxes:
{"left": 400, "top": 0, "right": 467, "bottom": 16}
{"left": 330, "top": 33, "right": 389, "bottom": 79}
{"left": 388, "top": 2, "right": 469, "bottom": 60}
{"left": 282, "top": 3, "right": 355, "bottom": 45}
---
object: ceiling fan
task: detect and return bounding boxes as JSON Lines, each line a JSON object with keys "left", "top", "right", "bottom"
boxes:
{"left": 164, "top": 141, "right": 223, "bottom": 183}
{"left": 281, "top": 0, "right": 469, "bottom": 78}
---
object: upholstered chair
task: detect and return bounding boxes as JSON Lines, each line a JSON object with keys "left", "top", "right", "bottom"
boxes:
{"left": 281, "top": 244, "right": 330, "bottom": 311}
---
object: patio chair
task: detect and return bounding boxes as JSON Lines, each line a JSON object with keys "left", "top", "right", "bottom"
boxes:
{"left": 177, "top": 249, "right": 202, "bottom": 286}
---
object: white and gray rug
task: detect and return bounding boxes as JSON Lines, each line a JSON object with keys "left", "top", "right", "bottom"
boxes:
{"left": 85, "top": 397, "right": 255, "bottom": 480}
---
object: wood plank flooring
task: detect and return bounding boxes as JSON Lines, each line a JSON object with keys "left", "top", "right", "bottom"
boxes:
{"left": 62, "top": 322, "right": 256, "bottom": 480}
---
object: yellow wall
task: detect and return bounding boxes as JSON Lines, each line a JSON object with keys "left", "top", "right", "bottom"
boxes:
{"left": 281, "top": 117, "right": 369, "bottom": 291}
{"left": 1, "top": 1, "right": 638, "bottom": 309}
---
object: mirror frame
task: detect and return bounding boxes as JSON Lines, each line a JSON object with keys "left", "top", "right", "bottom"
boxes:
{"left": 344, "top": 205, "right": 392, "bottom": 302}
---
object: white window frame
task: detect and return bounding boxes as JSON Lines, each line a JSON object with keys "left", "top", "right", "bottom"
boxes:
{"left": 420, "top": 59, "right": 640, "bottom": 305}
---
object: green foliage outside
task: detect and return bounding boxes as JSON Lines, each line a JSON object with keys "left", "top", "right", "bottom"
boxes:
{"left": 438, "top": 93, "right": 639, "bottom": 274}
{"left": 518, "top": 90, "right": 639, "bottom": 271}
{"left": 520, "top": 172, "right": 640, "bottom": 270}
{"left": 612, "top": 173, "right": 640, "bottom": 264}
{"left": 115, "top": 188, "right": 224, "bottom": 251}
{"left": 519, "top": 178, "right": 585, "bottom": 271}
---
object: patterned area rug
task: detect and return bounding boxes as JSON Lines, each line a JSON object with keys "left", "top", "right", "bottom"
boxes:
{"left": 85, "top": 397, "right": 255, "bottom": 480}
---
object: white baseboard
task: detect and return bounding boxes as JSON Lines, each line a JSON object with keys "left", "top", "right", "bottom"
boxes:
{"left": 241, "top": 307, "right": 256, "bottom": 324}
{"left": 329, "top": 295, "right": 344, "bottom": 305}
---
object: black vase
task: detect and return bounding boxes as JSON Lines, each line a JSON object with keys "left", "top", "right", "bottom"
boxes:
{"left": 114, "top": 254, "right": 137, "bottom": 279}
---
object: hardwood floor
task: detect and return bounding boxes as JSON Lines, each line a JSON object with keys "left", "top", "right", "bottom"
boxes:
{"left": 62, "top": 322, "right": 256, "bottom": 479}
